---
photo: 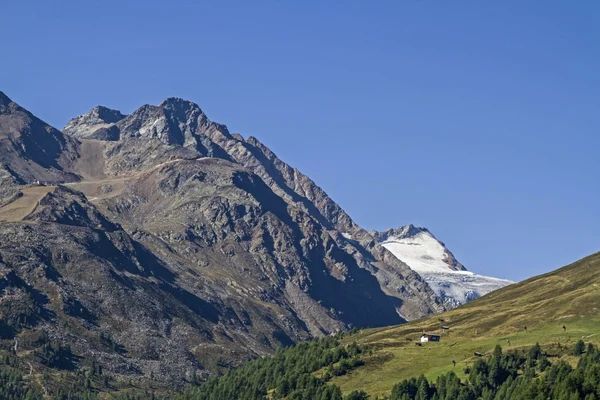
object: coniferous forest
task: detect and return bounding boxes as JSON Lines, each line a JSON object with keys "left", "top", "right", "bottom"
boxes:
{"left": 181, "top": 340, "right": 600, "bottom": 400}
{"left": 2, "top": 339, "right": 600, "bottom": 399}
{"left": 389, "top": 340, "right": 600, "bottom": 400}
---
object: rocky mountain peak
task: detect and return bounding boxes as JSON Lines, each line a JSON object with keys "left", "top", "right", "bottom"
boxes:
{"left": 398, "top": 224, "right": 429, "bottom": 238}
{"left": 0, "top": 91, "right": 25, "bottom": 116}
{"left": 0, "top": 91, "right": 12, "bottom": 107}
{"left": 89, "top": 105, "right": 126, "bottom": 123}
{"left": 63, "top": 105, "right": 125, "bottom": 140}
{"left": 0, "top": 93, "right": 80, "bottom": 183}
{"left": 371, "top": 224, "right": 430, "bottom": 242}
{"left": 158, "top": 97, "right": 203, "bottom": 113}
{"left": 65, "top": 105, "right": 125, "bottom": 126}
{"left": 115, "top": 98, "right": 211, "bottom": 147}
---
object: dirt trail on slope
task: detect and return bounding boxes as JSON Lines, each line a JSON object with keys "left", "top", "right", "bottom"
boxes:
{"left": 0, "top": 186, "right": 56, "bottom": 222}
{"left": 0, "top": 156, "right": 207, "bottom": 220}
{"left": 0, "top": 138, "right": 113, "bottom": 220}
{"left": 63, "top": 157, "right": 206, "bottom": 202}
{"left": 64, "top": 178, "right": 130, "bottom": 202}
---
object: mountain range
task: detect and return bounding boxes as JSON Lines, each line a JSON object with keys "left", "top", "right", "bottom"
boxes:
{"left": 0, "top": 91, "right": 513, "bottom": 388}
{"left": 0, "top": 91, "right": 447, "bottom": 383}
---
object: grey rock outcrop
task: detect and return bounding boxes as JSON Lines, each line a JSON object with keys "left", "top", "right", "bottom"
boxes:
{"left": 62, "top": 105, "right": 125, "bottom": 140}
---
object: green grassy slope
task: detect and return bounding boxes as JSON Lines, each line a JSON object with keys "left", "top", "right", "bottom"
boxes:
{"left": 332, "top": 251, "right": 600, "bottom": 397}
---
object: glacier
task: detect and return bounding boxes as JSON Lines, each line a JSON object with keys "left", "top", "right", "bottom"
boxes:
{"left": 375, "top": 225, "right": 513, "bottom": 308}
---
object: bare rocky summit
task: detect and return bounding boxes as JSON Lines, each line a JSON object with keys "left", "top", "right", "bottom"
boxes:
{"left": 62, "top": 105, "right": 125, "bottom": 141}
{"left": 0, "top": 91, "right": 444, "bottom": 384}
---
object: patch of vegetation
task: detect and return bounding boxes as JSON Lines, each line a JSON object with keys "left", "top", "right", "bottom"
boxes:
{"left": 0, "top": 290, "right": 43, "bottom": 337}
{"left": 0, "top": 364, "right": 42, "bottom": 399}
{"left": 168, "top": 340, "right": 600, "bottom": 400}
{"left": 33, "top": 335, "right": 75, "bottom": 370}
{"left": 331, "top": 252, "right": 600, "bottom": 396}
{"left": 388, "top": 342, "right": 600, "bottom": 400}
{"left": 573, "top": 339, "right": 586, "bottom": 356}
{"left": 179, "top": 335, "right": 364, "bottom": 400}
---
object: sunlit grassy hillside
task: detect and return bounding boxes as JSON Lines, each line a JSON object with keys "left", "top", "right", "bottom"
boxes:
{"left": 332, "top": 251, "right": 600, "bottom": 397}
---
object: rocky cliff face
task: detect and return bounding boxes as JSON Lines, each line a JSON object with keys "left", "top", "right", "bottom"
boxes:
{"left": 0, "top": 91, "right": 444, "bottom": 384}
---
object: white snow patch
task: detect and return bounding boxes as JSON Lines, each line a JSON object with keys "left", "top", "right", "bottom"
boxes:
{"left": 382, "top": 231, "right": 458, "bottom": 274}
{"left": 381, "top": 230, "right": 513, "bottom": 306}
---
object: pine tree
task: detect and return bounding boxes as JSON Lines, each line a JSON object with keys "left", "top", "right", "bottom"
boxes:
{"left": 574, "top": 340, "right": 586, "bottom": 356}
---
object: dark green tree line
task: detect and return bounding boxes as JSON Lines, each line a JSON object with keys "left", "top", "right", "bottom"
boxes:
{"left": 390, "top": 342, "right": 600, "bottom": 400}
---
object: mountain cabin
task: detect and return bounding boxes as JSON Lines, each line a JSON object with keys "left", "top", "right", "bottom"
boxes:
{"left": 420, "top": 334, "right": 441, "bottom": 343}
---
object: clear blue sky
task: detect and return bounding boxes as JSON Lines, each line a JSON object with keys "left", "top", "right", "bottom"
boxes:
{"left": 2, "top": 1, "right": 598, "bottom": 281}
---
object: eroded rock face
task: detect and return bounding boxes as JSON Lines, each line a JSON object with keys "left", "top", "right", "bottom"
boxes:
{"left": 0, "top": 92, "right": 444, "bottom": 383}
{"left": 104, "top": 159, "right": 406, "bottom": 330}
{"left": 0, "top": 92, "right": 80, "bottom": 183}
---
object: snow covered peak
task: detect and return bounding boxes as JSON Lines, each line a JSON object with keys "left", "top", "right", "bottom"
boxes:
{"left": 373, "top": 225, "right": 466, "bottom": 273}
{"left": 88, "top": 106, "right": 126, "bottom": 124}
{"left": 374, "top": 225, "right": 513, "bottom": 308}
